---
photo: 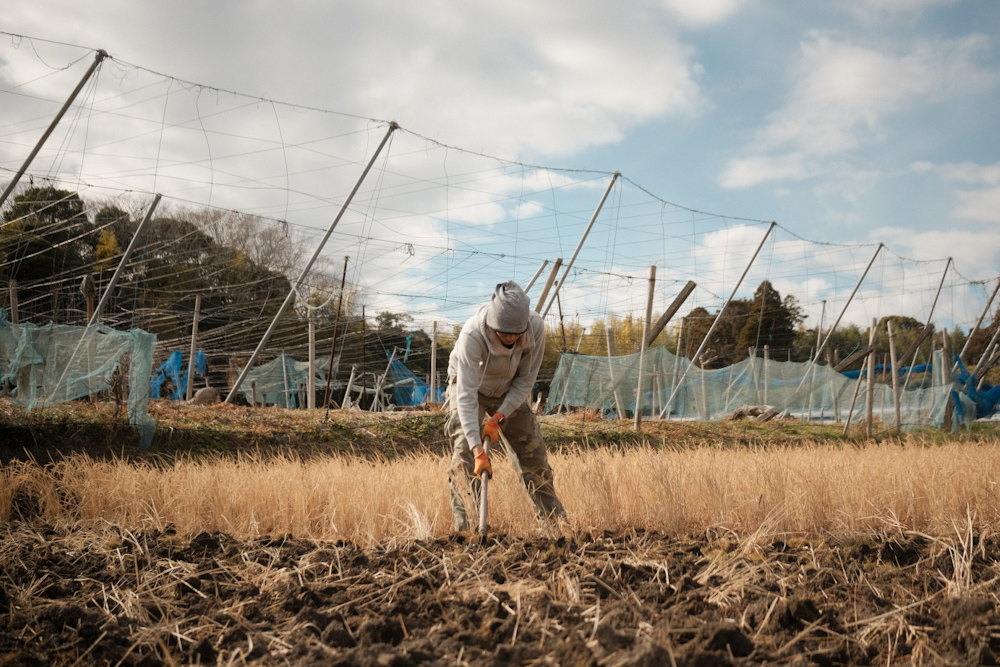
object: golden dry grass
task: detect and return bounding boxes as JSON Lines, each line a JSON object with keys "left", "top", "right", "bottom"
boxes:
{"left": 3, "top": 438, "right": 1000, "bottom": 546}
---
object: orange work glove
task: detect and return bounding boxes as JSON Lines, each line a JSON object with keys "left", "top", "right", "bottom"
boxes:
{"left": 481, "top": 412, "right": 504, "bottom": 446}
{"left": 473, "top": 450, "right": 493, "bottom": 479}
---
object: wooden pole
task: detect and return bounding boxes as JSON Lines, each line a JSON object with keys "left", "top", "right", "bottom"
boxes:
{"left": 843, "top": 367, "right": 865, "bottom": 436}
{"left": 251, "top": 380, "right": 257, "bottom": 408}
{"left": 827, "top": 349, "right": 841, "bottom": 423}
{"left": 645, "top": 280, "right": 696, "bottom": 348}
{"left": 8, "top": 279, "right": 18, "bottom": 324}
{"left": 941, "top": 329, "right": 951, "bottom": 385}
{"left": 281, "top": 353, "right": 291, "bottom": 408}
{"left": 556, "top": 293, "right": 567, "bottom": 352}
{"left": 634, "top": 265, "right": 656, "bottom": 431}
{"left": 605, "top": 327, "right": 624, "bottom": 419}
{"left": 373, "top": 348, "right": 397, "bottom": 412}
{"left": 361, "top": 306, "right": 367, "bottom": 409}
{"left": 887, "top": 320, "right": 901, "bottom": 432}
{"left": 942, "top": 328, "right": 953, "bottom": 431}
{"left": 523, "top": 260, "right": 549, "bottom": 294}
{"left": 342, "top": 365, "right": 357, "bottom": 409}
{"left": 185, "top": 294, "right": 202, "bottom": 401}
{"left": 430, "top": 321, "right": 438, "bottom": 406}
{"left": 763, "top": 344, "right": 770, "bottom": 405}
{"left": 307, "top": 309, "right": 316, "bottom": 409}
{"left": 534, "top": 258, "right": 562, "bottom": 314}
{"left": 865, "top": 318, "right": 876, "bottom": 438}
{"left": 80, "top": 275, "right": 97, "bottom": 401}
{"left": 323, "top": 256, "right": 350, "bottom": 414}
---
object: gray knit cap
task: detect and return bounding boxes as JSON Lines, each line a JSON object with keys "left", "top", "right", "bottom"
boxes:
{"left": 486, "top": 281, "right": 530, "bottom": 334}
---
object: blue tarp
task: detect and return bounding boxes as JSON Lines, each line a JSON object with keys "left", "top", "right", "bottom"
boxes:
{"left": 386, "top": 351, "right": 444, "bottom": 406}
{"left": 840, "top": 354, "right": 1000, "bottom": 421}
{"left": 150, "top": 350, "right": 207, "bottom": 400}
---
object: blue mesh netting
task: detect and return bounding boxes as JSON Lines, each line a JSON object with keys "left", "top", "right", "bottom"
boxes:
{"left": 548, "top": 346, "right": 978, "bottom": 430}
{"left": 239, "top": 353, "right": 337, "bottom": 408}
{"left": 0, "top": 308, "right": 157, "bottom": 447}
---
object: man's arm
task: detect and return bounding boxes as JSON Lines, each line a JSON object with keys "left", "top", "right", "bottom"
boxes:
{"left": 451, "top": 331, "right": 487, "bottom": 450}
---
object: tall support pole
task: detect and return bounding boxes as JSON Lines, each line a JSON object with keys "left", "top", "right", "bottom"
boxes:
{"left": 7, "top": 279, "right": 18, "bottom": 324}
{"left": 523, "top": 260, "right": 549, "bottom": 294}
{"left": 799, "top": 244, "right": 883, "bottom": 388}
{"left": 662, "top": 222, "right": 776, "bottom": 417}
{"left": 430, "top": 321, "right": 438, "bottom": 405}
{"left": 605, "top": 327, "right": 624, "bottom": 419}
{"left": 323, "top": 256, "right": 350, "bottom": 416}
{"left": 902, "top": 257, "right": 951, "bottom": 391}
{"left": 342, "top": 365, "right": 357, "bottom": 409}
{"left": 958, "top": 276, "right": 1000, "bottom": 365}
{"left": 969, "top": 320, "right": 1000, "bottom": 386}
{"left": 556, "top": 293, "right": 567, "bottom": 351}
{"left": 185, "top": 294, "right": 202, "bottom": 401}
{"left": 307, "top": 309, "right": 316, "bottom": 409}
{"left": 0, "top": 50, "right": 109, "bottom": 210}
{"left": 91, "top": 194, "right": 161, "bottom": 325}
{"left": 842, "top": 369, "right": 865, "bottom": 436}
{"left": 814, "top": 300, "right": 826, "bottom": 362}
{"left": 887, "top": 320, "right": 901, "bottom": 432}
{"left": 226, "top": 123, "right": 397, "bottom": 403}
{"left": 542, "top": 172, "right": 620, "bottom": 317}
{"left": 281, "top": 353, "right": 291, "bottom": 408}
{"left": 634, "top": 265, "right": 656, "bottom": 432}
{"left": 865, "top": 318, "right": 876, "bottom": 438}
{"left": 645, "top": 280, "right": 696, "bottom": 348}
{"left": 534, "top": 259, "right": 562, "bottom": 313}
{"left": 941, "top": 329, "right": 951, "bottom": 384}
{"left": 44, "top": 194, "right": 160, "bottom": 407}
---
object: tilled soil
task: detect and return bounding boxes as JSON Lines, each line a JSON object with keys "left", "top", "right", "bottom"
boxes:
{"left": 2, "top": 522, "right": 999, "bottom": 666}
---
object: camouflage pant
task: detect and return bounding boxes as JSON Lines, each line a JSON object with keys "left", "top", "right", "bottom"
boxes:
{"left": 445, "top": 382, "right": 566, "bottom": 531}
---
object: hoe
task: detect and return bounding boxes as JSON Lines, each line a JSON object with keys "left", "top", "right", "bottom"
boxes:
{"left": 478, "top": 434, "right": 492, "bottom": 545}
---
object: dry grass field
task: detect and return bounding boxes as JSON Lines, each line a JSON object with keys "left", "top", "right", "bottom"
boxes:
{"left": 3, "top": 400, "right": 1000, "bottom": 665}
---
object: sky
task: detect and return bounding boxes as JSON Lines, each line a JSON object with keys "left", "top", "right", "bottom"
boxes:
{"left": 1, "top": 0, "right": 999, "bottom": 339}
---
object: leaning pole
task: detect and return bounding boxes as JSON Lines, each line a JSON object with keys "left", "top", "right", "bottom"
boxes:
{"left": 660, "top": 221, "right": 776, "bottom": 419}
{"left": 0, "top": 49, "right": 109, "bottom": 210}
{"left": 225, "top": 122, "right": 399, "bottom": 404}
{"left": 795, "top": 243, "right": 884, "bottom": 390}
{"left": 540, "top": 172, "right": 620, "bottom": 318}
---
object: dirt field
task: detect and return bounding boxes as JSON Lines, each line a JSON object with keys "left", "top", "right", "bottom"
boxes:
{"left": 3, "top": 521, "right": 999, "bottom": 666}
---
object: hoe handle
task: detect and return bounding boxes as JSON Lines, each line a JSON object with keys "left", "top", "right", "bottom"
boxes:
{"left": 478, "top": 436, "right": 491, "bottom": 541}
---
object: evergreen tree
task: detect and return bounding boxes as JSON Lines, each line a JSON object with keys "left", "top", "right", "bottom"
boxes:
{"left": 736, "top": 281, "right": 798, "bottom": 356}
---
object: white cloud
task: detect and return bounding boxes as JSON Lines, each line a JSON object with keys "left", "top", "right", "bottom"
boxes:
{"left": 660, "top": 0, "right": 748, "bottom": 27}
{"left": 721, "top": 32, "right": 997, "bottom": 188}
{"left": 720, "top": 154, "right": 809, "bottom": 189}
{"left": 762, "top": 33, "right": 993, "bottom": 156}
{"left": 840, "top": 0, "right": 961, "bottom": 24}
{"left": 908, "top": 161, "right": 1000, "bottom": 224}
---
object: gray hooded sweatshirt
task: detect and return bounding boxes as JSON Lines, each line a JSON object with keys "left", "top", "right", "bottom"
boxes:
{"left": 447, "top": 304, "right": 545, "bottom": 449}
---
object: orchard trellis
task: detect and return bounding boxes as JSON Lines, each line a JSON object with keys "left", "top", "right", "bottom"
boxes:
{"left": 1, "top": 34, "right": 998, "bottom": 437}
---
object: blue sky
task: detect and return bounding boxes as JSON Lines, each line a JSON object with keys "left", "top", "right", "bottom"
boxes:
{"left": 1, "top": 0, "right": 999, "bottom": 336}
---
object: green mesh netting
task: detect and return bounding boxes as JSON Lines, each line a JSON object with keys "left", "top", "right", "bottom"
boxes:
{"left": 0, "top": 309, "right": 157, "bottom": 447}
{"left": 239, "top": 352, "right": 338, "bottom": 408}
{"left": 548, "top": 347, "right": 971, "bottom": 430}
